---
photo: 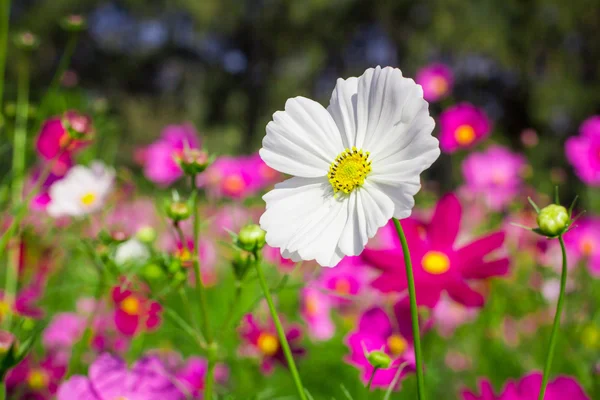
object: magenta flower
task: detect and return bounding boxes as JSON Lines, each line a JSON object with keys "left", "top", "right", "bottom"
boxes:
{"left": 562, "top": 217, "right": 600, "bottom": 276}
{"left": 565, "top": 116, "right": 600, "bottom": 186}
{"left": 42, "top": 312, "right": 85, "bottom": 350}
{"left": 141, "top": 123, "right": 201, "bottom": 186}
{"left": 461, "top": 372, "right": 590, "bottom": 400}
{"left": 238, "top": 313, "right": 305, "bottom": 374}
{"left": 57, "top": 353, "right": 182, "bottom": 400}
{"left": 197, "top": 156, "right": 254, "bottom": 199}
{"left": 245, "top": 152, "right": 282, "bottom": 190}
{"left": 301, "top": 287, "right": 335, "bottom": 341}
{"left": 439, "top": 103, "right": 492, "bottom": 153}
{"left": 7, "top": 354, "right": 66, "bottom": 399}
{"left": 416, "top": 63, "right": 454, "bottom": 102}
{"left": 461, "top": 145, "right": 527, "bottom": 210}
{"left": 112, "top": 285, "right": 162, "bottom": 336}
{"left": 345, "top": 304, "right": 416, "bottom": 389}
{"left": 363, "top": 193, "right": 509, "bottom": 308}
{"left": 175, "top": 356, "right": 229, "bottom": 398}
{"left": 318, "top": 256, "right": 371, "bottom": 307}
{"left": 36, "top": 110, "right": 94, "bottom": 161}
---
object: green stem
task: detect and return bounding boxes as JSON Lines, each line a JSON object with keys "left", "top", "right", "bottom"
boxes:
{"left": 219, "top": 280, "right": 242, "bottom": 332}
{"left": 39, "top": 32, "right": 78, "bottom": 114}
{"left": 0, "top": 381, "right": 5, "bottom": 400}
{"left": 537, "top": 235, "right": 568, "bottom": 400}
{"left": 3, "top": 51, "right": 30, "bottom": 330}
{"left": 253, "top": 258, "right": 307, "bottom": 400}
{"left": 190, "top": 176, "right": 215, "bottom": 400}
{"left": 366, "top": 367, "right": 378, "bottom": 391}
{"left": 392, "top": 218, "right": 426, "bottom": 400}
{"left": 0, "top": 0, "right": 10, "bottom": 121}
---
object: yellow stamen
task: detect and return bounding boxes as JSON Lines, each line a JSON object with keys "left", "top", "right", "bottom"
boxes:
{"left": 430, "top": 76, "right": 448, "bottom": 96}
{"left": 305, "top": 294, "right": 319, "bottom": 316}
{"left": 334, "top": 278, "right": 351, "bottom": 295}
{"left": 27, "top": 369, "right": 49, "bottom": 390}
{"left": 421, "top": 251, "right": 450, "bottom": 275}
{"left": 454, "top": 124, "right": 476, "bottom": 146}
{"left": 222, "top": 175, "right": 245, "bottom": 194}
{"left": 257, "top": 332, "right": 279, "bottom": 356}
{"left": 580, "top": 238, "right": 594, "bottom": 256}
{"left": 120, "top": 296, "right": 140, "bottom": 316}
{"left": 80, "top": 192, "right": 96, "bottom": 206}
{"left": 387, "top": 334, "right": 408, "bottom": 356}
{"left": 328, "top": 147, "right": 372, "bottom": 194}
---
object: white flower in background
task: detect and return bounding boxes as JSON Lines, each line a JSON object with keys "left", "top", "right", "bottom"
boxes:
{"left": 114, "top": 238, "right": 150, "bottom": 266}
{"left": 47, "top": 161, "right": 114, "bottom": 218}
{"left": 260, "top": 66, "right": 440, "bottom": 267}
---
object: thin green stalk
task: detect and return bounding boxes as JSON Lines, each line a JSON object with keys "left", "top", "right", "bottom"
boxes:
{"left": 366, "top": 367, "right": 378, "bottom": 391}
{"left": 3, "top": 50, "right": 30, "bottom": 330}
{"left": 537, "top": 235, "right": 568, "bottom": 400}
{"left": 219, "top": 280, "right": 242, "bottom": 332}
{"left": 253, "top": 258, "right": 307, "bottom": 400}
{"left": 190, "top": 176, "right": 215, "bottom": 400}
{"left": 41, "top": 32, "right": 78, "bottom": 108}
{"left": 0, "top": 0, "right": 10, "bottom": 119}
{"left": 0, "top": 381, "right": 5, "bottom": 400}
{"left": 392, "top": 218, "right": 425, "bottom": 400}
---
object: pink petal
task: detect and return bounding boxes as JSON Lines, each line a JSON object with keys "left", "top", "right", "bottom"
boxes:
{"left": 446, "top": 281, "right": 484, "bottom": 308}
{"left": 428, "top": 193, "right": 461, "bottom": 249}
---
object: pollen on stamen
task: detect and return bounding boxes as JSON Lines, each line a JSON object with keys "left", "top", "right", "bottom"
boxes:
{"left": 328, "top": 147, "right": 372, "bottom": 194}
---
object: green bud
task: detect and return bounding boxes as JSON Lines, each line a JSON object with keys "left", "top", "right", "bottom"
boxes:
{"left": 366, "top": 350, "right": 391, "bottom": 369}
{"left": 537, "top": 204, "right": 569, "bottom": 237}
{"left": 176, "top": 148, "right": 212, "bottom": 176}
{"left": 165, "top": 201, "right": 191, "bottom": 222}
{"left": 136, "top": 226, "right": 157, "bottom": 244}
{"left": 60, "top": 15, "right": 87, "bottom": 32}
{"left": 173, "top": 271, "right": 188, "bottom": 285}
{"left": 232, "top": 250, "right": 254, "bottom": 280}
{"left": 237, "top": 224, "right": 266, "bottom": 252}
{"left": 167, "top": 258, "right": 183, "bottom": 273}
{"left": 13, "top": 32, "right": 40, "bottom": 51}
{"left": 142, "top": 263, "right": 164, "bottom": 280}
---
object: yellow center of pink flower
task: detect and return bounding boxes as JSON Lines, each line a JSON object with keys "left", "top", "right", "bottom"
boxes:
{"left": 334, "top": 278, "right": 351, "bottom": 295}
{"left": 454, "top": 124, "right": 476, "bottom": 146}
{"left": 580, "top": 238, "right": 594, "bottom": 256}
{"left": 328, "top": 147, "right": 372, "bottom": 194}
{"left": 430, "top": 76, "right": 449, "bottom": 96}
{"left": 120, "top": 296, "right": 140, "bottom": 316}
{"left": 387, "top": 334, "right": 408, "bottom": 356}
{"left": 222, "top": 175, "right": 246, "bottom": 194}
{"left": 257, "top": 332, "right": 279, "bottom": 356}
{"left": 27, "top": 368, "right": 49, "bottom": 390}
{"left": 305, "top": 294, "right": 319, "bottom": 316}
{"left": 421, "top": 251, "right": 450, "bottom": 275}
{"left": 80, "top": 192, "right": 96, "bottom": 206}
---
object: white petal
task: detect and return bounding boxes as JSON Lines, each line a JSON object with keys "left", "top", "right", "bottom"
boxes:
{"left": 358, "top": 182, "right": 395, "bottom": 239}
{"left": 369, "top": 180, "right": 417, "bottom": 220}
{"left": 337, "top": 190, "right": 367, "bottom": 256}
{"left": 261, "top": 96, "right": 344, "bottom": 177}
{"left": 327, "top": 77, "right": 358, "bottom": 149}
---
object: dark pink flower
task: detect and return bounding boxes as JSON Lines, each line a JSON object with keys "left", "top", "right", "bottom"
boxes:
{"left": 416, "top": 63, "right": 454, "bottom": 102}
{"left": 175, "top": 356, "right": 229, "bottom": 398}
{"left": 36, "top": 111, "right": 93, "bottom": 161}
{"left": 197, "top": 156, "right": 254, "bottom": 199}
{"left": 565, "top": 116, "right": 600, "bottom": 186}
{"left": 363, "top": 194, "right": 509, "bottom": 308}
{"left": 57, "top": 353, "right": 182, "bottom": 400}
{"left": 112, "top": 286, "right": 162, "bottom": 337}
{"left": 344, "top": 304, "right": 417, "bottom": 389}
{"left": 461, "top": 372, "right": 590, "bottom": 400}
{"left": 461, "top": 145, "right": 527, "bottom": 210}
{"left": 318, "top": 256, "right": 371, "bottom": 307}
{"left": 238, "top": 314, "right": 305, "bottom": 374}
{"left": 561, "top": 217, "right": 600, "bottom": 276}
{"left": 141, "top": 123, "right": 201, "bottom": 186}
{"left": 7, "top": 354, "right": 66, "bottom": 399}
{"left": 439, "top": 103, "right": 492, "bottom": 153}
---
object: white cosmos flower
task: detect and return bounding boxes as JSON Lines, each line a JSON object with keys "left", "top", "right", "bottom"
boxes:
{"left": 259, "top": 66, "right": 440, "bottom": 267}
{"left": 114, "top": 238, "right": 150, "bottom": 266}
{"left": 47, "top": 161, "right": 114, "bottom": 218}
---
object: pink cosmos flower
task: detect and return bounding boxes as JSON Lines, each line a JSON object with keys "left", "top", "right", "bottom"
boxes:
{"left": 461, "top": 372, "right": 590, "bottom": 400}
{"left": 238, "top": 313, "right": 305, "bottom": 374}
{"left": 197, "top": 156, "right": 254, "bottom": 199}
{"left": 561, "top": 217, "right": 600, "bottom": 276}
{"left": 345, "top": 304, "right": 417, "bottom": 389}
{"left": 7, "top": 354, "right": 66, "bottom": 399}
{"left": 244, "top": 152, "right": 282, "bottom": 190}
{"left": 301, "top": 287, "right": 335, "bottom": 341}
{"left": 565, "top": 116, "right": 600, "bottom": 186}
{"left": 318, "top": 256, "right": 371, "bottom": 307}
{"left": 416, "top": 63, "right": 454, "bottom": 102}
{"left": 175, "top": 356, "right": 229, "bottom": 398}
{"left": 36, "top": 110, "right": 94, "bottom": 161}
{"left": 140, "top": 123, "right": 201, "bottom": 186}
{"left": 439, "top": 103, "right": 492, "bottom": 153}
{"left": 57, "top": 353, "right": 182, "bottom": 400}
{"left": 461, "top": 145, "right": 527, "bottom": 210}
{"left": 112, "top": 285, "right": 162, "bottom": 336}
{"left": 363, "top": 193, "right": 509, "bottom": 308}
{"left": 263, "top": 244, "right": 297, "bottom": 271}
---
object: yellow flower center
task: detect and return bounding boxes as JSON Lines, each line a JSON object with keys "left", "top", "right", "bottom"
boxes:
{"left": 114, "top": 397, "right": 129, "bottom": 400}
{"left": 421, "top": 251, "right": 450, "bottom": 275}
{"left": 222, "top": 175, "right": 246, "bottom": 194}
{"left": 257, "top": 332, "right": 279, "bottom": 356}
{"left": 27, "top": 368, "right": 49, "bottom": 390}
{"left": 334, "top": 278, "right": 351, "bottom": 295}
{"left": 430, "top": 76, "right": 448, "bottom": 96}
{"left": 387, "top": 334, "right": 408, "bottom": 356}
{"left": 328, "top": 147, "right": 372, "bottom": 194}
{"left": 305, "top": 294, "right": 319, "bottom": 316}
{"left": 80, "top": 192, "right": 96, "bottom": 206}
{"left": 580, "top": 238, "right": 594, "bottom": 256}
{"left": 454, "top": 124, "right": 476, "bottom": 146}
{"left": 120, "top": 295, "right": 140, "bottom": 316}
{"left": 0, "top": 301, "right": 11, "bottom": 317}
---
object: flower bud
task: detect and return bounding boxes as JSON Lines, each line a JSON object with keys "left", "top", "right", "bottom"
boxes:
{"left": 366, "top": 350, "right": 391, "bottom": 369}
{"left": 62, "top": 110, "right": 94, "bottom": 142}
{"left": 237, "top": 224, "right": 266, "bottom": 253}
{"left": 142, "top": 263, "right": 164, "bottom": 280}
{"left": 60, "top": 14, "right": 87, "bottom": 32}
{"left": 232, "top": 250, "right": 254, "bottom": 280}
{"left": 165, "top": 201, "right": 191, "bottom": 222}
{"left": 13, "top": 32, "right": 40, "bottom": 51}
{"left": 177, "top": 148, "right": 211, "bottom": 175}
{"left": 172, "top": 271, "right": 188, "bottom": 285}
{"left": 136, "top": 226, "right": 157, "bottom": 244}
{"left": 537, "top": 204, "right": 569, "bottom": 237}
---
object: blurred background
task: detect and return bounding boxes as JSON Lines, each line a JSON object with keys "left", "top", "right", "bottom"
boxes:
{"left": 3, "top": 0, "right": 600, "bottom": 200}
